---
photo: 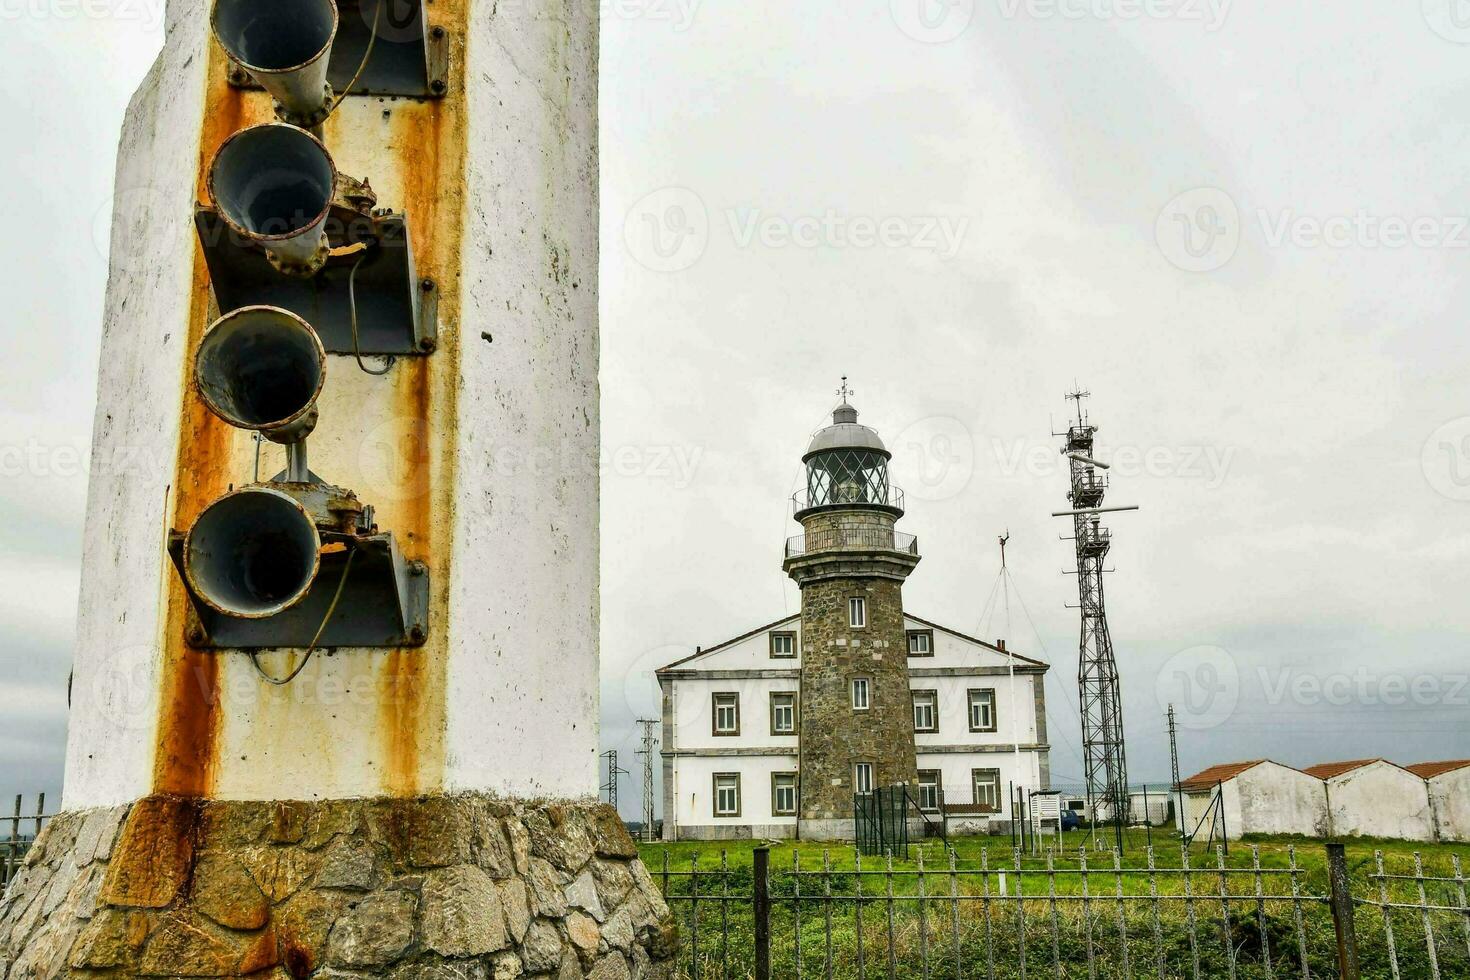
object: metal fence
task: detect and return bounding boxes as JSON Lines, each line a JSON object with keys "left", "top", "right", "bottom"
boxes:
{"left": 655, "top": 842, "right": 1470, "bottom": 980}
{"left": 785, "top": 529, "right": 920, "bottom": 559}
{"left": 0, "top": 794, "right": 53, "bottom": 889}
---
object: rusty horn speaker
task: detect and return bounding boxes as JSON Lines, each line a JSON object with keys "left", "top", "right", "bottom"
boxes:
{"left": 208, "top": 123, "right": 337, "bottom": 278}
{"left": 195, "top": 306, "right": 326, "bottom": 451}
{"left": 184, "top": 486, "right": 322, "bottom": 619}
{"left": 211, "top": 0, "right": 338, "bottom": 127}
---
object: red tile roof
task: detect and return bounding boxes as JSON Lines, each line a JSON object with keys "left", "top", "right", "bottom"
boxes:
{"left": 1407, "top": 760, "right": 1470, "bottom": 779}
{"left": 1303, "top": 760, "right": 1384, "bottom": 780}
{"left": 1178, "top": 761, "right": 1267, "bottom": 792}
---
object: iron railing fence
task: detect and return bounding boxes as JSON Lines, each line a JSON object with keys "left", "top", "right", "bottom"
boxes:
{"left": 654, "top": 842, "right": 1470, "bottom": 980}
{"left": 785, "top": 529, "right": 919, "bottom": 560}
{"left": 0, "top": 794, "right": 54, "bottom": 889}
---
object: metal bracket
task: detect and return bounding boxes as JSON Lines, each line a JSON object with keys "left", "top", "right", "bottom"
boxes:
{"left": 169, "top": 530, "right": 430, "bottom": 650}
{"left": 196, "top": 206, "right": 438, "bottom": 356}
{"left": 226, "top": 0, "right": 451, "bottom": 100}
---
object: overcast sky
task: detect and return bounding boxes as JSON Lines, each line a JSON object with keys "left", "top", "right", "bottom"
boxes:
{"left": 3, "top": 1, "right": 1469, "bottom": 820}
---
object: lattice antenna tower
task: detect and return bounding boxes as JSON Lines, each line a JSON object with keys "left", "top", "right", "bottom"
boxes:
{"left": 1052, "top": 388, "right": 1139, "bottom": 851}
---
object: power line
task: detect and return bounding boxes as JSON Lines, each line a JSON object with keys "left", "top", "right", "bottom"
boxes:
{"left": 600, "top": 750, "right": 628, "bottom": 812}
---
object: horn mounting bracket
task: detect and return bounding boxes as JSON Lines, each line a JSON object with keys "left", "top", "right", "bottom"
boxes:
{"left": 168, "top": 495, "right": 430, "bottom": 650}
{"left": 226, "top": 0, "right": 451, "bottom": 101}
{"left": 196, "top": 204, "right": 438, "bottom": 356}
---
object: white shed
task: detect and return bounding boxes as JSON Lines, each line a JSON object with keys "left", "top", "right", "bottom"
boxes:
{"left": 1178, "top": 761, "right": 1329, "bottom": 841}
{"left": 1409, "top": 761, "right": 1470, "bottom": 844}
{"left": 1307, "top": 760, "right": 1435, "bottom": 843}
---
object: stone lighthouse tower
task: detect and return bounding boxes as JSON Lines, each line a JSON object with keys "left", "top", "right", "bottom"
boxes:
{"left": 0, "top": 2, "right": 673, "bottom": 977}
{"left": 784, "top": 386, "right": 921, "bottom": 840}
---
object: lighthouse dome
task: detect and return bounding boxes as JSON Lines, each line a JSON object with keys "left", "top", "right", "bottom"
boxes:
{"left": 804, "top": 402, "right": 889, "bottom": 459}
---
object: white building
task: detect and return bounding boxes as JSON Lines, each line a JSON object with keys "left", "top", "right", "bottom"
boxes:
{"left": 1410, "top": 761, "right": 1470, "bottom": 843}
{"left": 1307, "top": 760, "right": 1436, "bottom": 843}
{"left": 1178, "top": 761, "right": 1329, "bottom": 840}
{"left": 657, "top": 614, "right": 1049, "bottom": 840}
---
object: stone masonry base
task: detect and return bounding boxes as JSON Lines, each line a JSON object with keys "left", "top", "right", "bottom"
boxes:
{"left": 0, "top": 795, "right": 676, "bottom": 980}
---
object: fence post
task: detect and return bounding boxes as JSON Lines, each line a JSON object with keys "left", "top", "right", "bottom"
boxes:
{"left": 753, "top": 846, "right": 771, "bottom": 980}
{"left": 1326, "top": 843, "right": 1361, "bottom": 980}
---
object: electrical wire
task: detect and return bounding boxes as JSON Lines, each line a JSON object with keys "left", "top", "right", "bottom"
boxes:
{"left": 348, "top": 250, "right": 395, "bottom": 375}
{"left": 250, "top": 548, "right": 357, "bottom": 686}
{"left": 324, "top": 0, "right": 383, "bottom": 119}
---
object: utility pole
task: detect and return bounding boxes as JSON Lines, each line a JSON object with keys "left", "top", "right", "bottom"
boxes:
{"left": 600, "top": 750, "right": 627, "bottom": 812}
{"left": 635, "top": 719, "right": 660, "bottom": 842}
{"left": 1169, "top": 704, "right": 1185, "bottom": 843}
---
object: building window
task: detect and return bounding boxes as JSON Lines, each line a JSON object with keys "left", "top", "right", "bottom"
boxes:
{"left": 907, "top": 630, "right": 933, "bottom": 657}
{"left": 912, "top": 690, "right": 938, "bottom": 733}
{"left": 972, "top": 769, "right": 1001, "bottom": 813}
{"left": 854, "top": 762, "right": 875, "bottom": 794}
{"left": 712, "top": 693, "right": 740, "bottom": 736}
{"left": 770, "top": 692, "right": 797, "bottom": 735}
{"left": 770, "top": 631, "right": 797, "bottom": 658}
{"left": 713, "top": 773, "right": 741, "bottom": 817}
{"left": 918, "top": 770, "right": 942, "bottom": 811}
{"left": 848, "top": 597, "right": 867, "bottom": 628}
{"left": 851, "top": 677, "right": 871, "bottom": 711}
{"left": 772, "top": 773, "right": 798, "bottom": 816}
{"left": 968, "top": 689, "right": 997, "bottom": 732}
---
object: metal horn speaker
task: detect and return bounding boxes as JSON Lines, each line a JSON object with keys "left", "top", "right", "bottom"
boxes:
{"left": 211, "top": 0, "right": 338, "bottom": 127}
{"left": 195, "top": 306, "right": 326, "bottom": 446}
{"left": 208, "top": 123, "right": 337, "bottom": 277}
{"left": 184, "top": 486, "right": 322, "bottom": 620}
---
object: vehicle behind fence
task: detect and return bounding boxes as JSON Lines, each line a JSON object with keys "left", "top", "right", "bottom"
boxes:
{"left": 653, "top": 841, "right": 1470, "bottom": 980}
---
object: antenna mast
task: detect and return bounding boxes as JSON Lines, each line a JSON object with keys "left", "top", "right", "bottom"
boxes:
{"left": 1168, "top": 705, "right": 1184, "bottom": 844}
{"left": 1053, "top": 388, "right": 1137, "bottom": 853}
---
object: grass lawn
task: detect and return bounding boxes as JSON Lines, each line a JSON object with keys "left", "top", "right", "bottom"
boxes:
{"left": 638, "top": 828, "right": 1470, "bottom": 979}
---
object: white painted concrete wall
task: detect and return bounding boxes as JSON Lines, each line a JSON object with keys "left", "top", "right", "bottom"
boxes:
{"left": 444, "top": 0, "right": 601, "bottom": 800}
{"left": 1326, "top": 763, "right": 1435, "bottom": 842}
{"left": 669, "top": 755, "right": 800, "bottom": 832}
{"left": 62, "top": 0, "right": 211, "bottom": 810}
{"left": 1428, "top": 769, "right": 1470, "bottom": 843}
{"left": 1231, "top": 763, "right": 1330, "bottom": 839}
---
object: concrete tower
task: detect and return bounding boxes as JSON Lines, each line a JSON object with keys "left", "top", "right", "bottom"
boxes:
{"left": 0, "top": 2, "right": 673, "bottom": 976}
{"left": 784, "top": 388, "right": 921, "bottom": 840}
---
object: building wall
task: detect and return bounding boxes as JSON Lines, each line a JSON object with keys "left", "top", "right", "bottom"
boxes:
{"left": 659, "top": 616, "right": 1049, "bottom": 840}
{"left": 1230, "top": 765, "right": 1330, "bottom": 838}
{"left": 1326, "top": 764, "right": 1435, "bottom": 842}
{"left": 1428, "top": 769, "right": 1470, "bottom": 843}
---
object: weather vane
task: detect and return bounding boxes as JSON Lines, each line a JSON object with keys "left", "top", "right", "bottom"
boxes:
{"left": 837, "top": 376, "right": 854, "bottom": 403}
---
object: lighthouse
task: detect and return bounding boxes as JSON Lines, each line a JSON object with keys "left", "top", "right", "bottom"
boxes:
{"left": 783, "top": 384, "right": 922, "bottom": 841}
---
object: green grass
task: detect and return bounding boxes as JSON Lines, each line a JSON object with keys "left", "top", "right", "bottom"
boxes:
{"left": 638, "top": 829, "right": 1470, "bottom": 979}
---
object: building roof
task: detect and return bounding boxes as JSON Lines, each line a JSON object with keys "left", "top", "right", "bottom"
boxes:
{"left": 1407, "top": 760, "right": 1470, "bottom": 779}
{"left": 805, "top": 402, "right": 888, "bottom": 457}
{"left": 1178, "top": 760, "right": 1267, "bottom": 792}
{"left": 657, "top": 612, "right": 1047, "bottom": 673}
{"left": 1303, "top": 759, "right": 1389, "bottom": 780}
